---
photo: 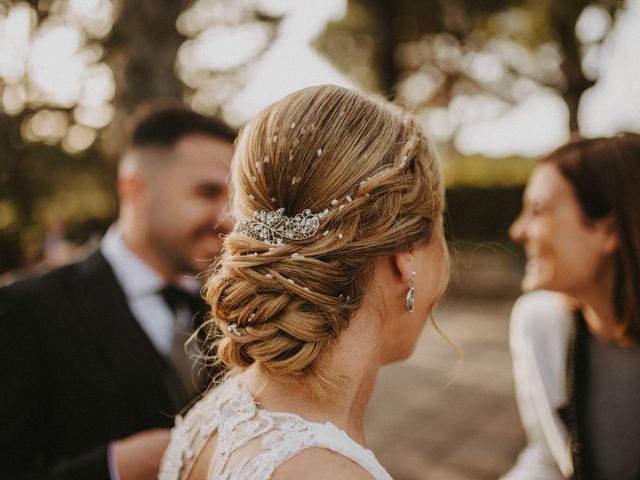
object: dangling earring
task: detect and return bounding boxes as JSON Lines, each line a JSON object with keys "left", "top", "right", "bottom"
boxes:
{"left": 406, "top": 271, "right": 416, "bottom": 313}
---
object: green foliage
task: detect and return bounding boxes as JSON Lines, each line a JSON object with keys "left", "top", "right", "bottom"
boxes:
{"left": 445, "top": 185, "right": 524, "bottom": 243}
{"left": 0, "top": 112, "right": 116, "bottom": 271}
{"left": 443, "top": 154, "right": 536, "bottom": 187}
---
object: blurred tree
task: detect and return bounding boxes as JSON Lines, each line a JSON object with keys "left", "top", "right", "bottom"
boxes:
{"left": 0, "top": 0, "right": 283, "bottom": 272}
{"left": 547, "top": 0, "right": 624, "bottom": 132}
{"left": 0, "top": 0, "right": 630, "bottom": 272}
{"left": 320, "top": 0, "right": 626, "bottom": 142}
{"left": 0, "top": 108, "right": 115, "bottom": 273}
{"left": 102, "top": 0, "right": 190, "bottom": 156}
{"left": 0, "top": 1, "right": 122, "bottom": 270}
{"left": 173, "top": 0, "right": 283, "bottom": 120}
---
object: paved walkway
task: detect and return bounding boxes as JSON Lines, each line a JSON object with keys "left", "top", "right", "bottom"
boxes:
{"left": 366, "top": 296, "right": 526, "bottom": 479}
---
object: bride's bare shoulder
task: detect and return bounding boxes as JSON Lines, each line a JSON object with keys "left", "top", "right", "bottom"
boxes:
{"left": 271, "top": 447, "right": 375, "bottom": 480}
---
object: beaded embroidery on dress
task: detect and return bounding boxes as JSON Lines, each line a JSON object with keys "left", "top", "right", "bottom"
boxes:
{"left": 159, "top": 376, "right": 392, "bottom": 480}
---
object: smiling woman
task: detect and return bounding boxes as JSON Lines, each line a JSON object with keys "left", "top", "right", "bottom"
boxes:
{"left": 503, "top": 133, "right": 640, "bottom": 480}
{"left": 509, "top": 161, "right": 617, "bottom": 296}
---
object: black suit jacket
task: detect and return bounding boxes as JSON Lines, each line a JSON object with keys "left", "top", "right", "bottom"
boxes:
{"left": 0, "top": 251, "right": 188, "bottom": 480}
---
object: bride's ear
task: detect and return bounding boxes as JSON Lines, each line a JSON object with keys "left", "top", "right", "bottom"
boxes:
{"left": 390, "top": 250, "right": 415, "bottom": 286}
{"left": 368, "top": 252, "right": 414, "bottom": 303}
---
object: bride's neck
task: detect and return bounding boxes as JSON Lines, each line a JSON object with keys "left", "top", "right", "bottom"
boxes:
{"left": 241, "top": 309, "right": 383, "bottom": 445}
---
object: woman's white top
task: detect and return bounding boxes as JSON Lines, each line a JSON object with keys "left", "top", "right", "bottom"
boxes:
{"left": 500, "top": 291, "right": 573, "bottom": 479}
{"left": 159, "top": 376, "right": 392, "bottom": 480}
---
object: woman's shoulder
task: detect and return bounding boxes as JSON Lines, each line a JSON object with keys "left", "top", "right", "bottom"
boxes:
{"left": 510, "top": 290, "right": 573, "bottom": 340}
{"left": 270, "top": 447, "right": 376, "bottom": 480}
{"left": 509, "top": 291, "right": 574, "bottom": 404}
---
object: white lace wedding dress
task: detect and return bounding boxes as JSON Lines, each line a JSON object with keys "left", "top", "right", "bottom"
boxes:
{"left": 159, "top": 375, "right": 392, "bottom": 480}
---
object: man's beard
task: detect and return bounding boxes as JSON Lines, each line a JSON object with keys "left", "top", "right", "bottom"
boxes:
{"left": 153, "top": 228, "right": 223, "bottom": 275}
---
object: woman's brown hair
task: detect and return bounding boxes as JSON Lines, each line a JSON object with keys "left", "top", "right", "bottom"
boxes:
{"left": 542, "top": 133, "right": 640, "bottom": 343}
{"left": 199, "top": 85, "right": 444, "bottom": 401}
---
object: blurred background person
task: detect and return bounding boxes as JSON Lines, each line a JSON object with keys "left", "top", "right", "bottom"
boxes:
{"left": 503, "top": 133, "right": 640, "bottom": 480}
{"left": 41, "top": 216, "right": 77, "bottom": 266}
{"left": 0, "top": 105, "right": 235, "bottom": 480}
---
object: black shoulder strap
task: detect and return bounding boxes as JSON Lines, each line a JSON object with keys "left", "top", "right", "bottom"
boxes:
{"left": 563, "top": 310, "right": 590, "bottom": 480}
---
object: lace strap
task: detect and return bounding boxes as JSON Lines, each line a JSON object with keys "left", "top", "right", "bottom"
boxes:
{"left": 255, "top": 419, "right": 392, "bottom": 480}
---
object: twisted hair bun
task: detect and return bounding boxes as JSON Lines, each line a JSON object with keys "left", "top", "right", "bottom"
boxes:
{"left": 202, "top": 85, "right": 444, "bottom": 400}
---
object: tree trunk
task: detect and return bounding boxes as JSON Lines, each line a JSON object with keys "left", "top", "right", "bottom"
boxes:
{"left": 102, "top": 0, "right": 190, "bottom": 157}
{"left": 550, "top": 1, "right": 595, "bottom": 134}
{"left": 375, "top": 0, "right": 399, "bottom": 98}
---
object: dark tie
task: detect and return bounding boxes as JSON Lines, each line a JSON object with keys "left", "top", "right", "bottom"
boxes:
{"left": 159, "top": 285, "right": 209, "bottom": 409}
{"left": 159, "top": 285, "right": 208, "bottom": 328}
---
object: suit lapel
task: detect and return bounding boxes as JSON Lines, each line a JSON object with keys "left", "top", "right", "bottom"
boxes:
{"left": 75, "top": 250, "right": 176, "bottom": 424}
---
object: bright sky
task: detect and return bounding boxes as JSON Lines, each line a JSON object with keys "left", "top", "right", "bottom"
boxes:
{"left": 179, "top": 0, "right": 640, "bottom": 157}
{"left": 175, "top": 0, "right": 352, "bottom": 125}
{"left": 579, "top": 0, "right": 640, "bottom": 137}
{"left": 0, "top": 0, "right": 638, "bottom": 157}
{"left": 222, "top": 0, "right": 351, "bottom": 125}
{"left": 456, "top": 0, "right": 640, "bottom": 156}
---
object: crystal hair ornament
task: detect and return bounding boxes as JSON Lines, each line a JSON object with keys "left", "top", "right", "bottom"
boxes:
{"left": 234, "top": 207, "right": 321, "bottom": 246}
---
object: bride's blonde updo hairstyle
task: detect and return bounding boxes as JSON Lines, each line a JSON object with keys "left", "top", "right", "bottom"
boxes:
{"left": 202, "top": 85, "right": 444, "bottom": 401}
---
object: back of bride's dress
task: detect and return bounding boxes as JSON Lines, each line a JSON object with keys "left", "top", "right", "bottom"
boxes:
{"left": 159, "top": 376, "right": 392, "bottom": 480}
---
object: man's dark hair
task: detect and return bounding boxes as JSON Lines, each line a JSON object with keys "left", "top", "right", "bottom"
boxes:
{"left": 125, "top": 103, "right": 237, "bottom": 149}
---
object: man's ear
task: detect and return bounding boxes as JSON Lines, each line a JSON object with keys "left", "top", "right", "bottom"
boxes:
{"left": 117, "top": 172, "right": 146, "bottom": 204}
{"left": 595, "top": 216, "right": 619, "bottom": 256}
{"left": 117, "top": 149, "right": 152, "bottom": 205}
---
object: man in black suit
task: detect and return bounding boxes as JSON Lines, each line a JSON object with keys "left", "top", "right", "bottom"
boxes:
{"left": 0, "top": 106, "right": 235, "bottom": 480}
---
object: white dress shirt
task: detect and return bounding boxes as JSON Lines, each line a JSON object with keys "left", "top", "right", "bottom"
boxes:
{"left": 100, "top": 226, "right": 200, "bottom": 355}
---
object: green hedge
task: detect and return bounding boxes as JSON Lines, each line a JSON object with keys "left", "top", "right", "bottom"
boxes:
{"left": 444, "top": 185, "right": 524, "bottom": 243}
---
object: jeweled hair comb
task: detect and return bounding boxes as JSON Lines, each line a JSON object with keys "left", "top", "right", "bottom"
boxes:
{"left": 234, "top": 208, "right": 322, "bottom": 245}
